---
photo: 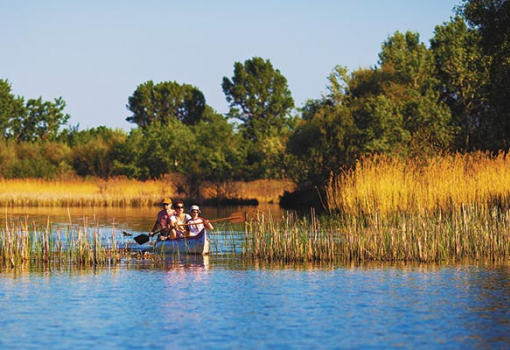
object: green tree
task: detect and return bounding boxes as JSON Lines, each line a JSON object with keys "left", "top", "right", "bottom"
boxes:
{"left": 187, "top": 107, "right": 244, "bottom": 200}
{"left": 0, "top": 140, "right": 72, "bottom": 179}
{"left": 222, "top": 57, "right": 294, "bottom": 143}
{"left": 377, "top": 31, "right": 455, "bottom": 156}
{"left": 126, "top": 80, "right": 206, "bottom": 128}
{"left": 459, "top": 0, "right": 510, "bottom": 149}
{"left": 0, "top": 79, "right": 25, "bottom": 139}
{"left": 287, "top": 66, "right": 356, "bottom": 187}
{"left": 430, "top": 15, "right": 490, "bottom": 150}
{"left": 10, "top": 97, "right": 70, "bottom": 142}
{"left": 222, "top": 57, "right": 295, "bottom": 179}
{"left": 135, "top": 119, "right": 195, "bottom": 179}
{"left": 70, "top": 127, "right": 128, "bottom": 179}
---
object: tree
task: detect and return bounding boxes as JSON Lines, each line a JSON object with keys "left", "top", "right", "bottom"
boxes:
{"left": 376, "top": 31, "right": 455, "bottom": 155}
{"left": 187, "top": 107, "right": 244, "bottom": 200}
{"left": 0, "top": 79, "right": 25, "bottom": 139}
{"left": 222, "top": 57, "right": 295, "bottom": 143}
{"left": 70, "top": 127, "right": 128, "bottom": 179}
{"left": 10, "top": 97, "right": 70, "bottom": 142}
{"left": 134, "top": 119, "right": 195, "bottom": 179}
{"left": 126, "top": 80, "right": 206, "bottom": 128}
{"left": 430, "top": 15, "right": 490, "bottom": 150}
{"left": 459, "top": 0, "right": 510, "bottom": 149}
{"left": 222, "top": 57, "right": 295, "bottom": 179}
{"left": 287, "top": 66, "right": 357, "bottom": 187}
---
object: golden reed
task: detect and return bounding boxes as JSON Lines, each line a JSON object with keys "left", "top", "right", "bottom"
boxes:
{"left": 243, "top": 152, "right": 510, "bottom": 263}
{"left": 325, "top": 152, "right": 510, "bottom": 215}
{"left": 0, "top": 177, "right": 295, "bottom": 207}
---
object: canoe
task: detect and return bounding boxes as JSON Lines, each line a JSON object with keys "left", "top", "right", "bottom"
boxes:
{"left": 153, "top": 229, "right": 209, "bottom": 255}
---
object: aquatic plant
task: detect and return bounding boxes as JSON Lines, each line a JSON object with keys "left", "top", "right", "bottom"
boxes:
{"left": 0, "top": 177, "right": 294, "bottom": 207}
{"left": 241, "top": 205, "right": 510, "bottom": 263}
{"left": 0, "top": 218, "right": 128, "bottom": 268}
{"left": 325, "top": 152, "right": 510, "bottom": 215}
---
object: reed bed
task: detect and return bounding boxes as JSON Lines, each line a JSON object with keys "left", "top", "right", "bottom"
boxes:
{"left": 0, "top": 177, "right": 294, "bottom": 207}
{"left": 243, "top": 151, "right": 510, "bottom": 263}
{"left": 325, "top": 152, "right": 510, "bottom": 215}
{"left": 242, "top": 210, "right": 340, "bottom": 262}
{"left": 0, "top": 218, "right": 129, "bottom": 267}
{"left": 242, "top": 205, "right": 510, "bottom": 263}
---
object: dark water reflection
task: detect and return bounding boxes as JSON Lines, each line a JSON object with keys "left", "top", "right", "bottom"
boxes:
{"left": 1, "top": 259, "right": 510, "bottom": 349}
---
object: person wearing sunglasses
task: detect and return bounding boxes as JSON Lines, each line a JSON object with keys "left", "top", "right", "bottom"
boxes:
{"left": 149, "top": 197, "right": 174, "bottom": 240}
{"left": 186, "top": 205, "right": 213, "bottom": 236}
{"left": 169, "top": 200, "right": 191, "bottom": 239}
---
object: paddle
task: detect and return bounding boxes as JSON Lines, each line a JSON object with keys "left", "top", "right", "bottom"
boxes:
{"left": 205, "top": 211, "right": 246, "bottom": 224}
{"left": 133, "top": 228, "right": 168, "bottom": 245}
{"left": 178, "top": 211, "right": 246, "bottom": 226}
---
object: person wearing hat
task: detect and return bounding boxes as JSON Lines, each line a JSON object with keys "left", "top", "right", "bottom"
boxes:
{"left": 149, "top": 197, "right": 174, "bottom": 240}
{"left": 169, "top": 200, "right": 191, "bottom": 238}
{"left": 186, "top": 205, "right": 213, "bottom": 237}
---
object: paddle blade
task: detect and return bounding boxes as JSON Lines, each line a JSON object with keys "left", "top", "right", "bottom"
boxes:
{"left": 134, "top": 234, "right": 150, "bottom": 245}
{"left": 228, "top": 212, "right": 246, "bottom": 223}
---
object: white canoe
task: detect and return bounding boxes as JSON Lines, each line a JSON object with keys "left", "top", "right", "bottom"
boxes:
{"left": 153, "top": 229, "right": 209, "bottom": 255}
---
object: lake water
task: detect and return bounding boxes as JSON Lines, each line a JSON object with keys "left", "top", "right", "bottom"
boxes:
{"left": 1, "top": 207, "right": 510, "bottom": 349}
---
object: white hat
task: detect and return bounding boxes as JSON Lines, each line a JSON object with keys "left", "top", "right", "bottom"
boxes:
{"left": 189, "top": 205, "right": 201, "bottom": 213}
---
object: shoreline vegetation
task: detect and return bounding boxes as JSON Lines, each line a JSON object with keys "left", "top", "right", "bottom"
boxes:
{"left": 0, "top": 178, "right": 296, "bottom": 207}
{"left": 2, "top": 152, "right": 510, "bottom": 267}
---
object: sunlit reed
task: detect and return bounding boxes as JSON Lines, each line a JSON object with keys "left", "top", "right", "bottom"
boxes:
{"left": 325, "top": 152, "right": 510, "bottom": 215}
{"left": 0, "top": 178, "right": 294, "bottom": 207}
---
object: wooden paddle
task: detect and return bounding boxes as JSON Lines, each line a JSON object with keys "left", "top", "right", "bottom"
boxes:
{"left": 178, "top": 211, "right": 246, "bottom": 226}
{"left": 206, "top": 211, "right": 246, "bottom": 224}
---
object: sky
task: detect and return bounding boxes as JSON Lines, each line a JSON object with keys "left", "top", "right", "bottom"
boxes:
{"left": 1, "top": 0, "right": 461, "bottom": 131}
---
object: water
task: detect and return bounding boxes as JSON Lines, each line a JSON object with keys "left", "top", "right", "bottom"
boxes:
{"left": 2, "top": 207, "right": 510, "bottom": 349}
{"left": 1, "top": 259, "right": 510, "bottom": 349}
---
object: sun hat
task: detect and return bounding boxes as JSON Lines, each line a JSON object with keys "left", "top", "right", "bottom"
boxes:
{"left": 189, "top": 205, "right": 201, "bottom": 213}
{"left": 161, "top": 197, "right": 172, "bottom": 205}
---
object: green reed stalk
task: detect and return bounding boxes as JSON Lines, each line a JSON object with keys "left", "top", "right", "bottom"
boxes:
{"left": 242, "top": 205, "right": 510, "bottom": 263}
{"left": 0, "top": 218, "right": 130, "bottom": 267}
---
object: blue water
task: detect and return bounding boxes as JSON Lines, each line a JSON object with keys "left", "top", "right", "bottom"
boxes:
{"left": 1, "top": 258, "right": 510, "bottom": 350}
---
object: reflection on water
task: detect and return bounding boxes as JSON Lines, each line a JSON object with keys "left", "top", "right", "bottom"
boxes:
{"left": 2, "top": 207, "right": 510, "bottom": 349}
{"left": 1, "top": 260, "right": 510, "bottom": 349}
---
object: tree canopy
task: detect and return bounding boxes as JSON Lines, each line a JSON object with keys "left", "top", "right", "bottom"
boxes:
{"left": 126, "top": 80, "right": 207, "bottom": 128}
{"left": 222, "top": 57, "right": 295, "bottom": 143}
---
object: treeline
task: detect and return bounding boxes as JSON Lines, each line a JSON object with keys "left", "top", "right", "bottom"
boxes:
{"left": 1, "top": 1, "right": 509, "bottom": 204}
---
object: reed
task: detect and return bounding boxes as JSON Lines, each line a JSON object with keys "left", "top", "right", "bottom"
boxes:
{"left": 0, "top": 177, "right": 295, "bottom": 207}
{"left": 241, "top": 205, "right": 510, "bottom": 263}
{"left": 0, "top": 218, "right": 128, "bottom": 267}
{"left": 325, "top": 152, "right": 510, "bottom": 215}
{"left": 242, "top": 210, "right": 340, "bottom": 262}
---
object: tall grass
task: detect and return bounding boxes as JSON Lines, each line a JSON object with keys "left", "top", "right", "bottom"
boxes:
{"left": 242, "top": 152, "right": 510, "bottom": 263}
{"left": 242, "top": 205, "right": 510, "bottom": 263}
{"left": 0, "top": 178, "right": 295, "bottom": 207}
{"left": 325, "top": 152, "right": 510, "bottom": 215}
{"left": 0, "top": 218, "right": 126, "bottom": 267}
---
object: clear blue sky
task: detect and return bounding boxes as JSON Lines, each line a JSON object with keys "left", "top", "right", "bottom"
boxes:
{"left": 1, "top": 0, "right": 460, "bottom": 131}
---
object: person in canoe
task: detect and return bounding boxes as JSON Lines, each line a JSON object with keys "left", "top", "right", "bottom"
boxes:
{"left": 149, "top": 197, "right": 174, "bottom": 240}
{"left": 186, "top": 205, "right": 213, "bottom": 236}
{"left": 169, "top": 200, "right": 191, "bottom": 238}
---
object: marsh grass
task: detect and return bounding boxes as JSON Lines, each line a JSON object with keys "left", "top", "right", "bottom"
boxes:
{"left": 0, "top": 218, "right": 128, "bottom": 267}
{"left": 242, "top": 205, "right": 510, "bottom": 263}
{"left": 325, "top": 152, "right": 510, "bottom": 215}
{"left": 0, "top": 178, "right": 295, "bottom": 207}
{"left": 243, "top": 151, "right": 510, "bottom": 263}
